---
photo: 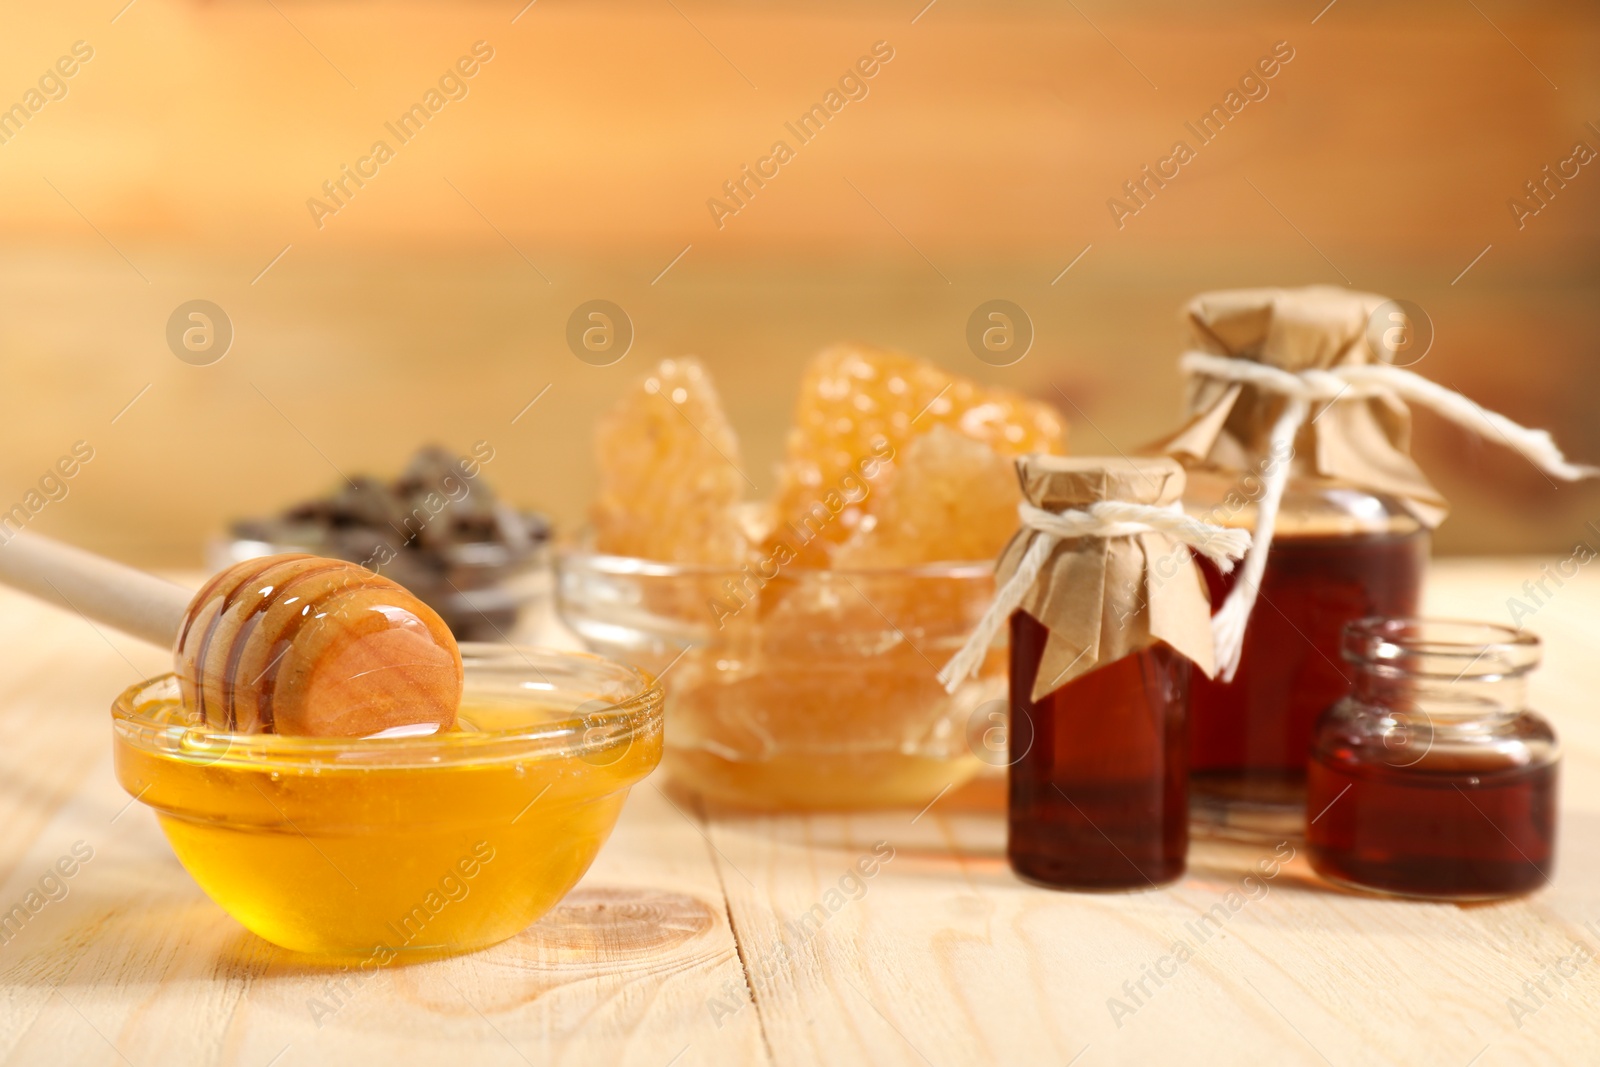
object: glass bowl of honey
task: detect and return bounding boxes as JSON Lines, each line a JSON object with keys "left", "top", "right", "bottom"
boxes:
{"left": 556, "top": 548, "right": 1003, "bottom": 810}
{"left": 112, "top": 645, "right": 663, "bottom": 960}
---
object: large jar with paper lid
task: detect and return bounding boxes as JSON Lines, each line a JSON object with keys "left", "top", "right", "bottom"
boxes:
{"left": 1161, "top": 285, "right": 1594, "bottom": 839}
{"left": 1158, "top": 287, "right": 1434, "bottom": 839}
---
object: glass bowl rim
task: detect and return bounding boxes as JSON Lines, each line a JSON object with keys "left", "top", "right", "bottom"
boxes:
{"left": 556, "top": 543, "right": 996, "bottom": 579}
{"left": 213, "top": 532, "right": 549, "bottom": 572}
{"left": 111, "top": 643, "right": 663, "bottom": 769}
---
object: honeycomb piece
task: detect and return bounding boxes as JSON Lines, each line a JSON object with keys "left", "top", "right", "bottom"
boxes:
{"left": 835, "top": 426, "right": 1023, "bottom": 567}
{"left": 769, "top": 344, "right": 1066, "bottom": 564}
{"left": 592, "top": 357, "right": 748, "bottom": 565}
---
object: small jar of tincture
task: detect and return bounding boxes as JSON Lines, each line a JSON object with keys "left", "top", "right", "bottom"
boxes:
{"left": 1307, "top": 618, "right": 1558, "bottom": 900}
{"left": 939, "top": 456, "right": 1249, "bottom": 891}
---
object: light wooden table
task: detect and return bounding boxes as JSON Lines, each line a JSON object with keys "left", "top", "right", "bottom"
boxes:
{"left": 0, "top": 559, "right": 1595, "bottom": 1066}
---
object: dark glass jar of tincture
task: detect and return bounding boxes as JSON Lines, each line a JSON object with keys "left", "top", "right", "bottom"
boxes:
{"left": 966, "top": 455, "right": 1240, "bottom": 892}
{"left": 1009, "top": 614, "right": 1191, "bottom": 889}
{"left": 1307, "top": 619, "right": 1558, "bottom": 900}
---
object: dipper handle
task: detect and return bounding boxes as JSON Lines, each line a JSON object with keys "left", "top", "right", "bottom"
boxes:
{"left": 0, "top": 530, "right": 192, "bottom": 648}
{"left": 0, "top": 532, "right": 462, "bottom": 737}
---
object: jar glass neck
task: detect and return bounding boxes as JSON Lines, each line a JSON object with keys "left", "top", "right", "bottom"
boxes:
{"left": 1352, "top": 664, "right": 1527, "bottom": 719}
{"left": 1343, "top": 619, "right": 1540, "bottom": 720}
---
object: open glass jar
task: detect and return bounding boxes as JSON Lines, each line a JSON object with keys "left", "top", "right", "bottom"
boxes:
{"left": 1184, "top": 465, "right": 1429, "bottom": 838}
{"left": 1306, "top": 619, "right": 1557, "bottom": 900}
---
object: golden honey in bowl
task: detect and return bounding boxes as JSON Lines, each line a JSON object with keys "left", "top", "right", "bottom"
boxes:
{"left": 112, "top": 646, "right": 662, "bottom": 960}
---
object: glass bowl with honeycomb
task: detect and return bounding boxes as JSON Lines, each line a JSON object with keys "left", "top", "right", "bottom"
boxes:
{"left": 557, "top": 345, "right": 1068, "bottom": 810}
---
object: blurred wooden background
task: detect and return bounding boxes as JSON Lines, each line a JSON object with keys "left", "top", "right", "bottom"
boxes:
{"left": 0, "top": 0, "right": 1596, "bottom": 564}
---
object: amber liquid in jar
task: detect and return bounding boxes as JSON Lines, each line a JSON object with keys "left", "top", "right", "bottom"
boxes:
{"left": 1307, "top": 747, "right": 1556, "bottom": 898}
{"left": 1008, "top": 612, "right": 1190, "bottom": 890}
{"left": 1190, "top": 530, "right": 1428, "bottom": 821}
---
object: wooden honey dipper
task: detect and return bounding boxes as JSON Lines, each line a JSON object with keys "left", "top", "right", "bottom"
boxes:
{"left": 0, "top": 532, "right": 461, "bottom": 737}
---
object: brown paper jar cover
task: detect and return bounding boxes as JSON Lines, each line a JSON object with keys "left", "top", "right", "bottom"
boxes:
{"left": 1002, "top": 455, "right": 1216, "bottom": 702}
{"left": 1156, "top": 285, "right": 1447, "bottom": 527}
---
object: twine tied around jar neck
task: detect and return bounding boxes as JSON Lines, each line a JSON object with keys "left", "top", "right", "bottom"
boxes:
{"left": 936, "top": 500, "right": 1251, "bottom": 693}
{"left": 1180, "top": 349, "right": 1599, "bottom": 682}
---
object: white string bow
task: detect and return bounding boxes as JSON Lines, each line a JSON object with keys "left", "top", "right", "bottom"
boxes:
{"left": 937, "top": 500, "right": 1251, "bottom": 693}
{"left": 1182, "top": 350, "right": 1599, "bottom": 681}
